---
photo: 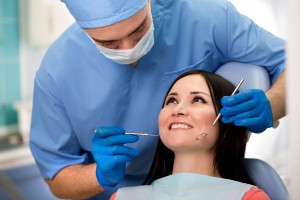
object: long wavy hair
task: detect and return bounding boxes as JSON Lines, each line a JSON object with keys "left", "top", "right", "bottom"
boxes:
{"left": 144, "top": 70, "right": 254, "bottom": 185}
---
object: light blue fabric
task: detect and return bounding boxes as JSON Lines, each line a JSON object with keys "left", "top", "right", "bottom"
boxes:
{"left": 115, "top": 173, "right": 254, "bottom": 200}
{"left": 30, "top": 0, "right": 285, "bottom": 199}
{"left": 61, "top": 0, "right": 147, "bottom": 28}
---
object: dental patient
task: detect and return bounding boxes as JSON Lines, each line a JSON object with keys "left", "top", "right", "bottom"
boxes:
{"left": 110, "top": 70, "right": 270, "bottom": 200}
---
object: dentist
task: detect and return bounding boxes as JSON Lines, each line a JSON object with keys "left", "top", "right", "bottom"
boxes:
{"left": 29, "top": 0, "right": 286, "bottom": 199}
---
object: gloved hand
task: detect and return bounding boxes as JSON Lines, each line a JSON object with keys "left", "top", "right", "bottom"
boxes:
{"left": 91, "top": 126, "right": 140, "bottom": 189}
{"left": 220, "top": 89, "right": 273, "bottom": 133}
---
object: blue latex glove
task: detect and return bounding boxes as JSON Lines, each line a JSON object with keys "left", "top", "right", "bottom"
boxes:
{"left": 91, "top": 126, "right": 140, "bottom": 189}
{"left": 220, "top": 89, "right": 273, "bottom": 133}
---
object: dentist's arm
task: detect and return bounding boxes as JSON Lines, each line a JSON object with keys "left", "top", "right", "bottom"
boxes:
{"left": 45, "top": 164, "right": 103, "bottom": 199}
{"left": 266, "top": 70, "right": 286, "bottom": 121}
{"left": 220, "top": 70, "right": 286, "bottom": 133}
{"left": 45, "top": 126, "right": 140, "bottom": 199}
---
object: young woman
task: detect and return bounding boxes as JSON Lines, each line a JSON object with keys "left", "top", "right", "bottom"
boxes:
{"left": 110, "top": 70, "right": 270, "bottom": 200}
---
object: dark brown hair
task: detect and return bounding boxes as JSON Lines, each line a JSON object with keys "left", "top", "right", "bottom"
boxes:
{"left": 144, "top": 70, "right": 254, "bottom": 185}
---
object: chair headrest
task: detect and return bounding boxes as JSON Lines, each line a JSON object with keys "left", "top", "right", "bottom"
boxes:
{"left": 215, "top": 62, "right": 271, "bottom": 91}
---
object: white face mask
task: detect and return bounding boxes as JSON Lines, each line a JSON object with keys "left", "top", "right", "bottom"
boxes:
{"left": 95, "top": 23, "right": 155, "bottom": 65}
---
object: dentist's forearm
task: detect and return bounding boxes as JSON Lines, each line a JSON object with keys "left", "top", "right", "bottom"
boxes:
{"left": 45, "top": 163, "right": 104, "bottom": 199}
{"left": 266, "top": 70, "right": 286, "bottom": 122}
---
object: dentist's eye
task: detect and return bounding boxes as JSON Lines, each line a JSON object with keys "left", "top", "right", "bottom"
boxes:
{"left": 165, "top": 97, "right": 178, "bottom": 105}
{"left": 100, "top": 41, "right": 112, "bottom": 46}
{"left": 135, "top": 25, "right": 145, "bottom": 34}
{"left": 98, "top": 41, "right": 115, "bottom": 48}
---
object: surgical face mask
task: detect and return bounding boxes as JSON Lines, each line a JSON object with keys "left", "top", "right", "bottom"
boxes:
{"left": 96, "top": 23, "right": 154, "bottom": 65}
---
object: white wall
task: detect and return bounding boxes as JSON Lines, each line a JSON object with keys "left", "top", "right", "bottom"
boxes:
{"left": 18, "top": 0, "right": 74, "bottom": 100}
{"left": 287, "top": 0, "right": 300, "bottom": 198}
{"left": 230, "top": 0, "right": 286, "bottom": 38}
{"left": 16, "top": 0, "right": 74, "bottom": 142}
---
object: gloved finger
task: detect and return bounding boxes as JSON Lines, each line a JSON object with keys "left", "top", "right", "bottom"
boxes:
{"left": 221, "top": 108, "right": 258, "bottom": 124}
{"left": 93, "top": 145, "right": 140, "bottom": 157}
{"left": 221, "top": 90, "right": 253, "bottom": 107}
{"left": 221, "top": 115, "right": 235, "bottom": 124}
{"left": 234, "top": 118, "right": 260, "bottom": 128}
{"left": 98, "top": 155, "right": 134, "bottom": 171}
{"left": 222, "top": 116, "right": 264, "bottom": 133}
{"left": 93, "top": 134, "right": 139, "bottom": 146}
{"left": 112, "top": 155, "right": 136, "bottom": 164}
{"left": 94, "top": 126, "right": 125, "bottom": 138}
{"left": 220, "top": 100, "right": 257, "bottom": 117}
{"left": 234, "top": 118, "right": 268, "bottom": 133}
{"left": 222, "top": 104, "right": 264, "bottom": 121}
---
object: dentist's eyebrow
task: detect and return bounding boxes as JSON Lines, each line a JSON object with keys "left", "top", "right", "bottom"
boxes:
{"left": 128, "top": 15, "right": 148, "bottom": 36}
{"left": 91, "top": 15, "right": 148, "bottom": 44}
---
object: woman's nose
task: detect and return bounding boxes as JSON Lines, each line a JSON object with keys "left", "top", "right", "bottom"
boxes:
{"left": 172, "top": 104, "right": 188, "bottom": 116}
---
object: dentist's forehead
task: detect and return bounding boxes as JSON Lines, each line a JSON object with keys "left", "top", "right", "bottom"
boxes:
{"left": 62, "top": 0, "right": 147, "bottom": 28}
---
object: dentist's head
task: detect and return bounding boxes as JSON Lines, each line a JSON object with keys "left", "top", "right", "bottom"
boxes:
{"left": 62, "top": 0, "right": 154, "bottom": 65}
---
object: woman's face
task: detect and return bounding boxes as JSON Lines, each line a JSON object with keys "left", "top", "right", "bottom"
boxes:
{"left": 158, "top": 74, "right": 219, "bottom": 153}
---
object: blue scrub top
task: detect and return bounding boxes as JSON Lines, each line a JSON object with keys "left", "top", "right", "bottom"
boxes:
{"left": 29, "top": 0, "right": 285, "bottom": 199}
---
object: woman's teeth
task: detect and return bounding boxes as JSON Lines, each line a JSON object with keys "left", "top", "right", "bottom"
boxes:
{"left": 171, "top": 123, "right": 192, "bottom": 130}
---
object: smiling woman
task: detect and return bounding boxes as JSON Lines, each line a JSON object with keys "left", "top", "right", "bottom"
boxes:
{"left": 147, "top": 70, "right": 251, "bottom": 183}
{"left": 110, "top": 70, "right": 270, "bottom": 200}
{"left": 158, "top": 74, "right": 218, "bottom": 154}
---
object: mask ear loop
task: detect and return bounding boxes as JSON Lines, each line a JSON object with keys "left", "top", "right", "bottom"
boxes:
{"left": 196, "top": 78, "right": 244, "bottom": 141}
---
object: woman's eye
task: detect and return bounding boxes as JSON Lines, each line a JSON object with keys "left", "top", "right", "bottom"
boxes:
{"left": 193, "top": 96, "right": 205, "bottom": 103}
{"left": 165, "top": 97, "right": 177, "bottom": 105}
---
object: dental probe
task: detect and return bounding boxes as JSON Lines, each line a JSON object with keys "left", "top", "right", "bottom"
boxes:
{"left": 196, "top": 78, "right": 244, "bottom": 140}
{"left": 125, "top": 132, "right": 159, "bottom": 137}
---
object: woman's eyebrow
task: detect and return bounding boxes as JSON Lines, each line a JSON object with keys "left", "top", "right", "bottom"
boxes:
{"left": 168, "top": 91, "right": 210, "bottom": 97}
{"left": 168, "top": 92, "right": 178, "bottom": 96}
{"left": 190, "top": 91, "right": 211, "bottom": 97}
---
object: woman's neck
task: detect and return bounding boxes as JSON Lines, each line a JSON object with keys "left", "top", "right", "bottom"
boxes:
{"left": 172, "top": 152, "right": 221, "bottom": 178}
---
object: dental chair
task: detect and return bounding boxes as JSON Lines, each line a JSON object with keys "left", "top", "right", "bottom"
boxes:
{"left": 216, "top": 62, "right": 289, "bottom": 200}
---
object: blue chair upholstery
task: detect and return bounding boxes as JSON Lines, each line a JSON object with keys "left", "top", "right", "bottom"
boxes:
{"left": 215, "top": 62, "right": 271, "bottom": 92}
{"left": 216, "top": 62, "right": 289, "bottom": 200}
{"left": 0, "top": 164, "right": 59, "bottom": 200}
{"left": 243, "top": 158, "right": 289, "bottom": 200}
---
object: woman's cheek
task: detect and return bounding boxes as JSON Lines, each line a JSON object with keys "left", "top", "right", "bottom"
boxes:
{"left": 158, "top": 110, "right": 167, "bottom": 132}
{"left": 193, "top": 109, "right": 216, "bottom": 132}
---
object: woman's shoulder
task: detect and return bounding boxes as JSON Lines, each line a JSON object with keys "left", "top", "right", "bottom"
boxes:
{"left": 243, "top": 187, "right": 270, "bottom": 200}
{"left": 110, "top": 192, "right": 117, "bottom": 200}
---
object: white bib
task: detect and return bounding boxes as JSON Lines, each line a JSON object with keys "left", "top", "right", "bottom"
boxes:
{"left": 115, "top": 173, "right": 255, "bottom": 200}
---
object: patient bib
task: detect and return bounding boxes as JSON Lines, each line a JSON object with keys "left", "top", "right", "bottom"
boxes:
{"left": 115, "top": 173, "right": 255, "bottom": 200}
